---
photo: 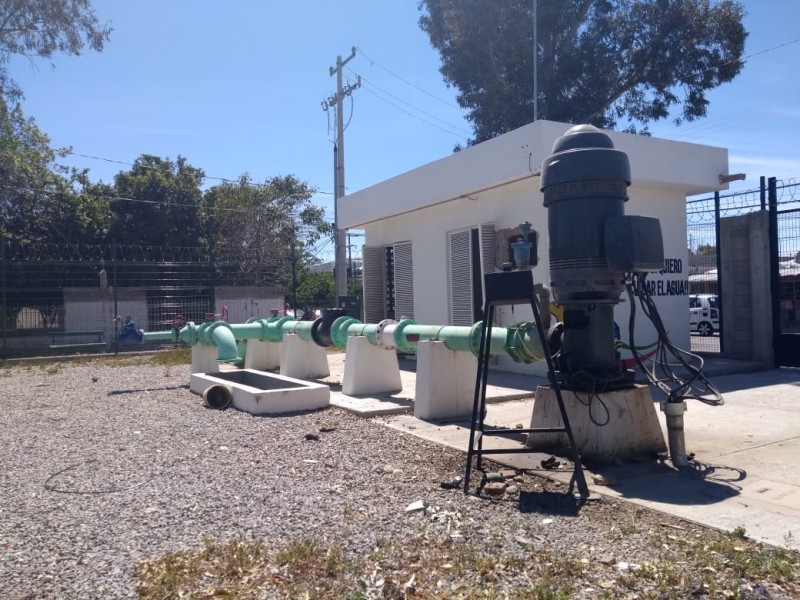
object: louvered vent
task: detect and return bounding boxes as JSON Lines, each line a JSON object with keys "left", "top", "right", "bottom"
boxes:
{"left": 393, "top": 241, "right": 414, "bottom": 319}
{"left": 448, "top": 230, "right": 473, "bottom": 326}
{"left": 362, "top": 246, "right": 386, "bottom": 323}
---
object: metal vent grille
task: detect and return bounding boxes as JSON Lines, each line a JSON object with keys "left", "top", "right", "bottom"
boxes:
{"left": 448, "top": 229, "right": 473, "bottom": 326}
{"left": 362, "top": 245, "right": 386, "bottom": 323}
{"left": 550, "top": 257, "right": 608, "bottom": 270}
{"left": 393, "top": 241, "right": 414, "bottom": 319}
{"left": 544, "top": 179, "right": 628, "bottom": 202}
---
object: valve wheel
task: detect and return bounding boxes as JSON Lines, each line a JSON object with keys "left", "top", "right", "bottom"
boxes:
{"left": 172, "top": 314, "right": 186, "bottom": 330}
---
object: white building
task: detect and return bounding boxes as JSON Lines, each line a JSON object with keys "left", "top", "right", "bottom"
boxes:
{"left": 339, "top": 120, "right": 729, "bottom": 373}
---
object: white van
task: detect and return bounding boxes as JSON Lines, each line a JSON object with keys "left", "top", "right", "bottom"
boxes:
{"left": 689, "top": 294, "right": 719, "bottom": 336}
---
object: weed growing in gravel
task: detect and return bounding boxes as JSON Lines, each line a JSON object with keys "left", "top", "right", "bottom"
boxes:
{"left": 135, "top": 523, "right": 800, "bottom": 600}
{"left": 731, "top": 525, "right": 747, "bottom": 539}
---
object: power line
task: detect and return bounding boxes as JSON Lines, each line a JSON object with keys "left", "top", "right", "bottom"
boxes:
{"left": 348, "top": 67, "right": 471, "bottom": 136}
{"left": 358, "top": 84, "right": 468, "bottom": 139}
{"left": 355, "top": 46, "right": 461, "bottom": 110}
{"left": 65, "top": 151, "right": 335, "bottom": 195}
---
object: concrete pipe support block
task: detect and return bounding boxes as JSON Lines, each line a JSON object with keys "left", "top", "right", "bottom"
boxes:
{"left": 280, "top": 334, "right": 330, "bottom": 379}
{"left": 526, "top": 384, "right": 667, "bottom": 463}
{"left": 191, "top": 344, "right": 220, "bottom": 375}
{"left": 244, "top": 339, "right": 281, "bottom": 370}
{"left": 341, "top": 335, "right": 402, "bottom": 396}
{"left": 414, "top": 340, "right": 477, "bottom": 420}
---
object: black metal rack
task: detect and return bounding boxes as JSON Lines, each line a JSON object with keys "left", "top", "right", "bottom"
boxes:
{"left": 463, "top": 270, "right": 590, "bottom": 499}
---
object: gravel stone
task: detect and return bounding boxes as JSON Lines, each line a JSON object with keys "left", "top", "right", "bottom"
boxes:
{"left": 0, "top": 359, "right": 795, "bottom": 599}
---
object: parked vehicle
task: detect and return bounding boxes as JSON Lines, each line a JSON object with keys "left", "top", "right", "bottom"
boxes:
{"left": 690, "top": 294, "right": 719, "bottom": 336}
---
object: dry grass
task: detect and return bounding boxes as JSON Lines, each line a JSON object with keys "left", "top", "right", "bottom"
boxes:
{"left": 135, "top": 525, "right": 799, "bottom": 600}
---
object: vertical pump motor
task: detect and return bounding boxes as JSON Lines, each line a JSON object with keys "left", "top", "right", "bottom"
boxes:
{"left": 540, "top": 125, "right": 663, "bottom": 382}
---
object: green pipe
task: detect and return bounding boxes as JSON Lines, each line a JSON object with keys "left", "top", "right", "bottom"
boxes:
{"left": 142, "top": 330, "right": 178, "bottom": 342}
{"left": 142, "top": 313, "right": 545, "bottom": 365}
{"left": 203, "top": 322, "right": 238, "bottom": 362}
{"left": 328, "top": 317, "right": 545, "bottom": 364}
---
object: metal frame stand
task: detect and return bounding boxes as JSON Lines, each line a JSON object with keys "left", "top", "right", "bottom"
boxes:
{"left": 463, "top": 270, "right": 591, "bottom": 499}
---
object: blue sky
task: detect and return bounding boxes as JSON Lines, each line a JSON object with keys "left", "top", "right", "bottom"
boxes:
{"left": 10, "top": 1, "right": 800, "bottom": 260}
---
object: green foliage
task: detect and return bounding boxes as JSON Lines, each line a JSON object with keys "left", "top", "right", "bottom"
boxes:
{"left": 419, "top": 0, "right": 747, "bottom": 145}
{"left": 110, "top": 155, "right": 208, "bottom": 247}
{"left": 294, "top": 269, "right": 336, "bottom": 309}
{"left": 697, "top": 244, "right": 717, "bottom": 256}
{"left": 0, "top": 0, "right": 112, "bottom": 101}
{"left": 206, "top": 174, "right": 333, "bottom": 288}
{"left": 0, "top": 97, "right": 110, "bottom": 243}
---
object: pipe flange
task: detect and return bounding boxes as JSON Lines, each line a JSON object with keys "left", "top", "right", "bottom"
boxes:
{"left": 331, "top": 316, "right": 360, "bottom": 348}
{"left": 393, "top": 319, "right": 417, "bottom": 353}
{"left": 375, "top": 319, "right": 398, "bottom": 349}
{"left": 179, "top": 321, "right": 199, "bottom": 345}
{"left": 310, "top": 317, "right": 326, "bottom": 347}
{"left": 661, "top": 401, "right": 687, "bottom": 415}
{"left": 266, "top": 316, "right": 293, "bottom": 342}
{"left": 468, "top": 322, "right": 485, "bottom": 357}
{"left": 505, "top": 322, "right": 541, "bottom": 364}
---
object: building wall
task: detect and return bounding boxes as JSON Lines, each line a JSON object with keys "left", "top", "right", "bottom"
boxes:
{"left": 214, "top": 286, "right": 283, "bottom": 322}
{"left": 720, "top": 211, "right": 773, "bottom": 362}
{"left": 363, "top": 179, "right": 691, "bottom": 374}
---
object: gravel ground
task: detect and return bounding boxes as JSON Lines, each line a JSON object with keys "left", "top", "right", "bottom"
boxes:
{"left": 0, "top": 358, "right": 797, "bottom": 599}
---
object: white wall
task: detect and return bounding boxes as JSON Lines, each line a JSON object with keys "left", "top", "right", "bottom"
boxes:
{"left": 214, "top": 286, "right": 283, "bottom": 322}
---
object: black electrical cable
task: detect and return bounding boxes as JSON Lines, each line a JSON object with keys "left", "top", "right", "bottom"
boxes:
{"left": 625, "top": 272, "right": 724, "bottom": 406}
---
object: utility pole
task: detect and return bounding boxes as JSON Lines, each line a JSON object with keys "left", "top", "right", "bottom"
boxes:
{"left": 322, "top": 47, "right": 360, "bottom": 300}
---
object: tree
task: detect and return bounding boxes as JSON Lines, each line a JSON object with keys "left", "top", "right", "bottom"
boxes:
{"left": 294, "top": 269, "right": 336, "bottom": 309}
{"left": 0, "top": 96, "right": 109, "bottom": 243}
{"left": 109, "top": 155, "right": 207, "bottom": 248}
{"left": 205, "top": 174, "right": 333, "bottom": 288}
{"left": 419, "top": 0, "right": 747, "bottom": 145}
{"left": 0, "top": 0, "right": 111, "bottom": 101}
{"left": 696, "top": 244, "right": 717, "bottom": 256}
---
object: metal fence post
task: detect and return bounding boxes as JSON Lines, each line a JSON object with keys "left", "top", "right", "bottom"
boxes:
{"left": 1, "top": 241, "right": 6, "bottom": 360}
{"left": 714, "top": 191, "right": 724, "bottom": 354}
{"left": 760, "top": 176, "right": 766, "bottom": 211}
{"left": 767, "top": 177, "right": 780, "bottom": 368}
{"left": 113, "top": 239, "right": 119, "bottom": 355}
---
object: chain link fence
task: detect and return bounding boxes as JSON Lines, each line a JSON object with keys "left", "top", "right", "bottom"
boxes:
{"left": 686, "top": 177, "right": 800, "bottom": 355}
{"left": 0, "top": 242, "right": 287, "bottom": 359}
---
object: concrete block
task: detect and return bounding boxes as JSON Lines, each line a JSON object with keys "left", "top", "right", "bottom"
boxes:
{"left": 190, "top": 369, "right": 329, "bottom": 415}
{"left": 191, "top": 344, "right": 219, "bottom": 376}
{"left": 280, "top": 334, "right": 330, "bottom": 379}
{"left": 341, "top": 336, "right": 402, "bottom": 395}
{"left": 414, "top": 341, "right": 477, "bottom": 420}
{"left": 527, "top": 385, "right": 666, "bottom": 464}
{"left": 244, "top": 340, "right": 281, "bottom": 370}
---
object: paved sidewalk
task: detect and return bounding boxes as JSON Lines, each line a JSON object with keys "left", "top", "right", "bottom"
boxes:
{"left": 323, "top": 353, "right": 800, "bottom": 550}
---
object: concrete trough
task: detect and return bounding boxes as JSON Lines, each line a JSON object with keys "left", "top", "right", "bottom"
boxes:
{"left": 190, "top": 369, "right": 330, "bottom": 415}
